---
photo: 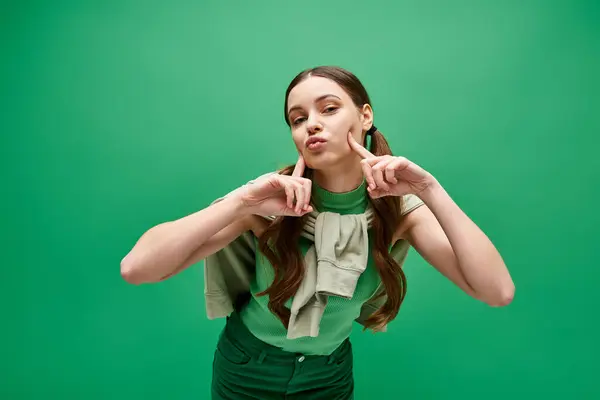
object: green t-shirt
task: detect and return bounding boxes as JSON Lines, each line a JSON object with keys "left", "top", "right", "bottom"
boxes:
{"left": 239, "top": 179, "right": 382, "bottom": 356}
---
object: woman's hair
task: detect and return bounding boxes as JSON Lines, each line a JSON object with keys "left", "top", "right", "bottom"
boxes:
{"left": 256, "top": 66, "right": 407, "bottom": 332}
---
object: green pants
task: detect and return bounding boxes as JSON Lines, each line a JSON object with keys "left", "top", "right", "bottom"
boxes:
{"left": 211, "top": 311, "right": 354, "bottom": 399}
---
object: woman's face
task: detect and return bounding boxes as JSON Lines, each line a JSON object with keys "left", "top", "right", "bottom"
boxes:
{"left": 286, "top": 76, "right": 373, "bottom": 170}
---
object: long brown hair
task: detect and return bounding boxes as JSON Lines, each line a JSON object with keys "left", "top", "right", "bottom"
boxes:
{"left": 256, "top": 66, "right": 407, "bottom": 332}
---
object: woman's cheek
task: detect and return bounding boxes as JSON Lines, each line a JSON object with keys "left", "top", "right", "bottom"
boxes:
{"left": 291, "top": 133, "right": 303, "bottom": 151}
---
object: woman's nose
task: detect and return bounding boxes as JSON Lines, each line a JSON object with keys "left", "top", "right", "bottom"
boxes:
{"left": 306, "top": 115, "right": 323, "bottom": 134}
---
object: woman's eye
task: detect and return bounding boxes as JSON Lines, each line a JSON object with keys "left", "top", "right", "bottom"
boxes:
{"left": 323, "top": 106, "right": 338, "bottom": 113}
{"left": 292, "top": 117, "right": 306, "bottom": 125}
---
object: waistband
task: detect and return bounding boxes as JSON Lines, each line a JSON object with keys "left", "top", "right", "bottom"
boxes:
{"left": 222, "top": 311, "right": 351, "bottom": 366}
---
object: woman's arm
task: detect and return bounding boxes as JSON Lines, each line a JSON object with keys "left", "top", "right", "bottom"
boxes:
{"left": 398, "top": 183, "right": 515, "bottom": 306}
{"left": 120, "top": 195, "right": 251, "bottom": 285}
{"left": 120, "top": 161, "right": 314, "bottom": 285}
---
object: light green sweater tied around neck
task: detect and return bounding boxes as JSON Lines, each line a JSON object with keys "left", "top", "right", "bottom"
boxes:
{"left": 202, "top": 172, "right": 424, "bottom": 354}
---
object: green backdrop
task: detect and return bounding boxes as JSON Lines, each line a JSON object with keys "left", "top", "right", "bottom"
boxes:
{"left": 3, "top": 0, "right": 599, "bottom": 399}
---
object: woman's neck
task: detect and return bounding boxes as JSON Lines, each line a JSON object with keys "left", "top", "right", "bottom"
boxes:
{"left": 312, "top": 160, "right": 364, "bottom": 193}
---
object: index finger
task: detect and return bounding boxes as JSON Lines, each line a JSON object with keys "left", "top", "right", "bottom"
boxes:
{"left": 348, "top": 131, "right": 375, "bottom": 159}
{"left": 292, "top": 154, "right": 306, "bottom": 177}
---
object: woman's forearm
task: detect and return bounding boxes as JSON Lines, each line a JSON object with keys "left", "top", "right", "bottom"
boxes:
{"left": 120, "top": 195, "right": 247, "bottom": 284}
{"left": 419, "top": 183, "right": 515, "bottom": 304}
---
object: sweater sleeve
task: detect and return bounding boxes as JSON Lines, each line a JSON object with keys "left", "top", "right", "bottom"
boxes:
{"left": 401, "top": 193, "right": 425, "bottom": 215}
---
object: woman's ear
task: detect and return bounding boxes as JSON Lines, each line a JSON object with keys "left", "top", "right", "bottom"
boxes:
{"left": 359, "top": 104, "right": 374, "bottom": 133}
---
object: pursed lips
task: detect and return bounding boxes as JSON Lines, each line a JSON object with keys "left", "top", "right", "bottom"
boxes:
{"left": 305, "top": 136, "right": 327, "bottom": 148}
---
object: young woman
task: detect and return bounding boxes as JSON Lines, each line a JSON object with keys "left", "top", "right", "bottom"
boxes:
{"left": 121, "top": 66, "right": 515, "bottom": 399}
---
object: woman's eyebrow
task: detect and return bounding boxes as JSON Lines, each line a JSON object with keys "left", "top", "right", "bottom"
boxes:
{"left": 288, "top": 94, "right": 342, "bottom": 115}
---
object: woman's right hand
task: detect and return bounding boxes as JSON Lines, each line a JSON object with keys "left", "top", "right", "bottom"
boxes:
{"left": 235, "top": 155, "right": 313, "bottom": 217}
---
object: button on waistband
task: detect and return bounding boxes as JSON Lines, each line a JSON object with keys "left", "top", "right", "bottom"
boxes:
{"left": 298, "top": 356, "right": 305, "bottom": 362}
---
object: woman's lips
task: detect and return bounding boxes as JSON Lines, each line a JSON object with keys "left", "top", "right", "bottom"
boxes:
{"left": 307, "top": 141, "right": 326, "bottom": 151}
{"left": 306, "top": 137, "right": 327, "bottom": 151}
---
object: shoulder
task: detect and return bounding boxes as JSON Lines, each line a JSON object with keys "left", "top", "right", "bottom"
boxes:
{"left": 246, "top": 214, "right": 270, "bottom": 237}
{"left": 393, "top": 194, "right": 426, "bottom": 242}
{"left": 400, "top": 193, "right": 425, "bottom": 216}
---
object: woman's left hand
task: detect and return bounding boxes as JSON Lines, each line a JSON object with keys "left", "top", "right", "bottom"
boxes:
{"left": 348, "top": 132, "right": 437, "bottom": 198}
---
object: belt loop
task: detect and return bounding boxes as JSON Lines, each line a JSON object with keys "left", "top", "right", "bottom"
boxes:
{"left": 327, "top": 354, "right": 335, "bottom": 365}
{"left": 257, "top": 350, "right": 266, "bottom": 364}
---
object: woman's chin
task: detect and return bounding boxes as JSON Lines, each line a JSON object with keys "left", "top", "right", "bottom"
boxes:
{"left": 303, "top": 151, "right": 340, "bottom": 170}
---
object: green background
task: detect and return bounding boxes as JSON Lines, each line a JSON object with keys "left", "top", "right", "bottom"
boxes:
{"left": 2, "top": 0, "right": 599, "bottom": 398}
